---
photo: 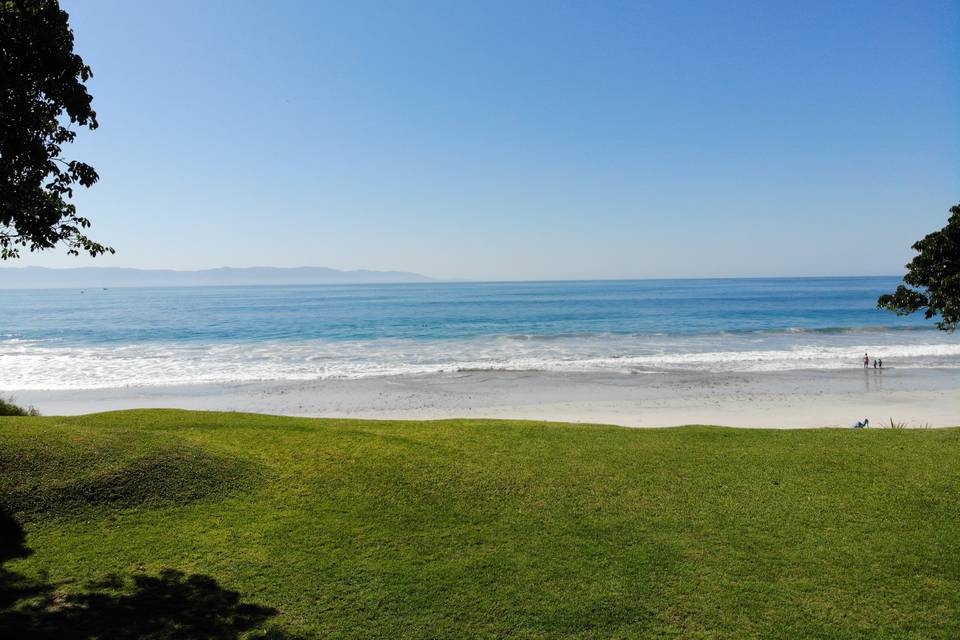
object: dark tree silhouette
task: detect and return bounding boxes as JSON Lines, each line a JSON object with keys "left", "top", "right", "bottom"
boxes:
{"left": 0, "top": 509, "right": 30, "bottom": 564}
{"left": 0, "top": 0, "right": 113, "bottom": 259}
{"left": 878, "top": 204, "right": 960, "bottom": 332}
{"left": 0, "top": 508, "right": 47, "bottom": 611}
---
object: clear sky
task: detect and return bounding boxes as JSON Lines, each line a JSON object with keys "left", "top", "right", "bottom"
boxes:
{"left": 17, "top": 0, "right": 960, "bottom": 280}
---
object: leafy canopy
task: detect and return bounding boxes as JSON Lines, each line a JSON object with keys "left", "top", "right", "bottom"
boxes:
{"left": 0, "top": 0, "right": 112, "bottom": 259}
{"left": 877, "top": 204, "right": 960, "bottom": 332}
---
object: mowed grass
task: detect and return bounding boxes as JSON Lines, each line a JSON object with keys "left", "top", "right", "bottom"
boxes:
{"left": 1, "top": 410, "right": 958, "bottom": 639}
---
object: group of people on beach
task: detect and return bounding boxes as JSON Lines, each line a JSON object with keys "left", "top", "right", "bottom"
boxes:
{"left": 853, "top": 352, "right": 885, "bottom": 428}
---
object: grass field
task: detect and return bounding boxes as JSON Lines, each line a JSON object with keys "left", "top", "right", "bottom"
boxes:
{"left": 1, "top": 410, "right": 958, "bottom": 639}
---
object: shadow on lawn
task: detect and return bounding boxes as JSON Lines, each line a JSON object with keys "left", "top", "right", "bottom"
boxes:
{"left": 0, "top": 509, "right": 302, "bottom": 639}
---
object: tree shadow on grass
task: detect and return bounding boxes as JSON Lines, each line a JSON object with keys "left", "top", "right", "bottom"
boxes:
{"left": 0, "top": 507, "right": 48, "bottom": 612}
{"left": 1, "top": 509, "right": 303, "bottom": 639}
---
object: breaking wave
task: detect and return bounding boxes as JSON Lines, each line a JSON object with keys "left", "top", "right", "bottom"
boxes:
{"left": 2, "top": 330, "right": 960, "bottom": 390}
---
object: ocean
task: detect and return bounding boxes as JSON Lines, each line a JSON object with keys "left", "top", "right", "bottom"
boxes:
{"left": 2, "top": 276, "right": 959, "bottom": 390}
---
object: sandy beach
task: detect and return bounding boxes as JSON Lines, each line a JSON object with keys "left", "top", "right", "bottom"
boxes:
{"left": 14, "top": 367, "right": 958, "bottom": 428}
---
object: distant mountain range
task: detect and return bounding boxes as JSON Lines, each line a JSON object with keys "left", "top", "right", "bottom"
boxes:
{"left": 0, "top": 266, "right": 435, "bottom": 289}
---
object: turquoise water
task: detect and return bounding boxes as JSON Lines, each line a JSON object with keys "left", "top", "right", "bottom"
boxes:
{"left": 2, "top": 277, "right": 958, "bottom": 389}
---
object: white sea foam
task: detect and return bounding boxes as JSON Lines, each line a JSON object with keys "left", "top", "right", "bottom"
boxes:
{"left": 3, "top": 333, "right": 960, "bottom": 390}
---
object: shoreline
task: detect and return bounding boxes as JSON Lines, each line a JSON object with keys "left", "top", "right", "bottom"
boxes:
{"left": 12, "top": 367, "right": 959, "bottom": 429}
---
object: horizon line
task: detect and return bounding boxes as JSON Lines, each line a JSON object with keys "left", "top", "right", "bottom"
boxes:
{"left": 0, "top": 265, "right": 906, "bottom": 292}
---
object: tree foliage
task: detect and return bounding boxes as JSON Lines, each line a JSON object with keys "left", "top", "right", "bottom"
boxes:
{"left": 0, "top": 395, "right": 39, "bottom": 416}
{"left": 0, "top": 0, "right": 112, "bottom": 259}
{"left": 877, "top": 204, "right": 960, "bottom": 332}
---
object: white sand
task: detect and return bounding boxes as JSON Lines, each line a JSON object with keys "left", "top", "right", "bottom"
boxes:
{"left": 13, "top": 367, "right": 959, "bottom": 428}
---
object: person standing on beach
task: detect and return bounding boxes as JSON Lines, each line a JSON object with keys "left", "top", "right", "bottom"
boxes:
{"left": 863, "top": 353, "right": 869, "bottom": 368}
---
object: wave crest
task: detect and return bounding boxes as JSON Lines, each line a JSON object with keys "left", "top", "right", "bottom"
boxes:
{"left": 2, "top": 331, "right": 959, "bottom": 390}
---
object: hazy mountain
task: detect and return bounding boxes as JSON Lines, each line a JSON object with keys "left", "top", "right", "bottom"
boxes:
{"left": 0, "top": 266, "right": 436, "bottom": 289}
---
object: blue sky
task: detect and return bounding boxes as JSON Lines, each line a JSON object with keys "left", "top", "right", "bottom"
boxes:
{"left": 19, "top": 0, "right": 960, "bottom": 280}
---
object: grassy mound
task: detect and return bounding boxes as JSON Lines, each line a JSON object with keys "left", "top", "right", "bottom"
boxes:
{"left": 1, "top": 410, "right": 958, "bottom": 639}
{"left": 0, "top": 412, "right": 258, "bottom": 519}
{"left": 1, "top": 444, "right": 256, "bottom": 518}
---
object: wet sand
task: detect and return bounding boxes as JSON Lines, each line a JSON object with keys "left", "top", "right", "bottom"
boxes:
{"left": 13, "top": 367, "right": 959, "bottom": 428}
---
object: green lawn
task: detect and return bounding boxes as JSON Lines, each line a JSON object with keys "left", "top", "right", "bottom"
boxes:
{"left": 1, "top": 410, "right": 958, "bottom": 639}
